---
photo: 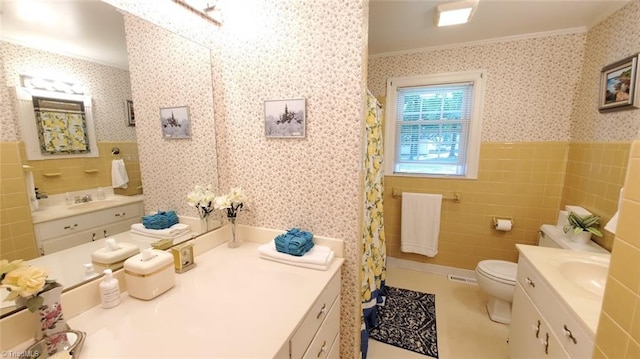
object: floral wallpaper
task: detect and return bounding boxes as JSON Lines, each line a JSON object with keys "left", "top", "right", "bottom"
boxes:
{"left": 0, "top": 47, "right": 17, "bottom": 141}
{"left": 211, "top": 1, "right": 367, "bottom": 357}
{"left": 570, "top": 0, "right": 640, "bottom": 141}
{"left": 1, "top": 41, "right": 134, "bottom": 142}
{"left": 368, "top": 33, "right": 587, "bottom": 142}
{"left": 99, "top": 1, "right": 367, "bottom": 357}
{"left": 122, "top": 13, "right": 219, "bottom": 220}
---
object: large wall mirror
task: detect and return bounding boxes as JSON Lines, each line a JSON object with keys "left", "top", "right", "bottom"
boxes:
{"left": 0, "top": 0, "right": 219, "bottom": 318}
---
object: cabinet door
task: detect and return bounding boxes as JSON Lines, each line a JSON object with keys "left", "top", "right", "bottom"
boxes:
{"left": 509, "top": 286, "right": 569, "bottom": 359}
{"left": 510, "top": 286, "right": 545, "bottom": 359}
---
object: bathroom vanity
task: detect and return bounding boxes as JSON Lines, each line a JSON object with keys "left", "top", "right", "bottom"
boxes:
{"left": 509, "top": 244, "right": 610, "bottom": 358}
{"left": 3, "top": 230, "right": 344, "bottom": 358}
{"left": 32, "top": 194, "right": 144, "bottom": 255}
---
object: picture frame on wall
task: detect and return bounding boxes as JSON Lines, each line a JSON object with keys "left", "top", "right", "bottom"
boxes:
{"left": 125, "top": 100, "right": 135, "bottom": 127}
{"left": 160, "top": 106, "right": 191, "bottom": 139}
{"left": 598, "top": 54, "right": 639, "bottom": 113}
{"left": 264, "top": 98, "right": 306, "bottom": 138}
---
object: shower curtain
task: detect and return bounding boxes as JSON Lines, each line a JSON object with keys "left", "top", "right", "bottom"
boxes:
{"left": 361, "top": 91, "right": 387, "bottom": 359}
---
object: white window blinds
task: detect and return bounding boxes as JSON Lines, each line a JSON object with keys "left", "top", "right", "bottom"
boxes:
{"left": 393, "top": 82, "right": 474, "bottom": 175}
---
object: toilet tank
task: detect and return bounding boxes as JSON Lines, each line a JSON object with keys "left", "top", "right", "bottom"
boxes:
{"left": 538, "top": 224, "right": 609, "bottom": 253}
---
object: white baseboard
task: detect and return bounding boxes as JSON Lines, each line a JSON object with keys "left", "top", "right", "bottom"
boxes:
{"left": 387, "top": 256, "right": 477, "bottom": 284}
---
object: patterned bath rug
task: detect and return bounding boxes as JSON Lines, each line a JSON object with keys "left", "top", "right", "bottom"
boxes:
{"left": 369, "top": 286, "right": 438, "bottom": 358}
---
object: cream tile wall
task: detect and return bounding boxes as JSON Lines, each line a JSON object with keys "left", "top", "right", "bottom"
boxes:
{"left": 595, "top": 140, "right": 640, "bottom": 359}
{"left": 562, "top": 142, "right": 631, "bottom": 251}
{"left": 0, "top": 142, "right": 38, "bottom": 261}
{"left": 384, "top": 142, "right": 569, "bottom": 269}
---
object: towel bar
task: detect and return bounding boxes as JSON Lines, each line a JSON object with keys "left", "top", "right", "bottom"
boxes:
{"left": 391, "top": 188, "right": 461, "bottom": 203}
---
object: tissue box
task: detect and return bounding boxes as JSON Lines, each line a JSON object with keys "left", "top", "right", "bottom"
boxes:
{"left": 91, "top": 242, "right": 140, "bottom": 273}
{"left": 124, "top": 249, "right": 175, "bottom": 300}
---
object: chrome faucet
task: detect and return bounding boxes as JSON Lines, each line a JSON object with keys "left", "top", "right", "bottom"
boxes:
{"left": 35, "top": 188, "right": 48, "bottom": 199}
{"left": 75, "top": 194, "right": 93, "bottom": 203}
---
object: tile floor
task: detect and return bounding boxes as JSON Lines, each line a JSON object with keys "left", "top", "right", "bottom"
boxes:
{"left": 367, "top": 265, "right": 510, "bottom": 359}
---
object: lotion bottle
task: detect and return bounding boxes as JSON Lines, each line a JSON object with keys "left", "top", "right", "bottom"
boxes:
{"left": 100, "top": 269, "right": 121, "bottom": 308}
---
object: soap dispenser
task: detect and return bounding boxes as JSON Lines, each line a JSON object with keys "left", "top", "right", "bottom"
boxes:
{"left": 100, "top": 269, "right": 121, "bottom": 308}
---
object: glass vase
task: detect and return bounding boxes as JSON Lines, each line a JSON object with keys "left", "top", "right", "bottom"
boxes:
{"left": 228, "top": 217, "right": 240, "bottom": 248}
{"left": 200, "top": 216, "right": 209, "bottom": 233}
{"left": 33, "top": 286, "right": 71, "bottom": 341}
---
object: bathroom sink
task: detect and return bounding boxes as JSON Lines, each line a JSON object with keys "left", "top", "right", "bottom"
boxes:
{"left": 548, "top": 255, "right": 610, "bottom": 296}
{"left": 68, "top": 199, "right": 120, "bottom": 210}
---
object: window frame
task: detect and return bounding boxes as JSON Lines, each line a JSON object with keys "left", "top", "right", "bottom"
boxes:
{"left": 384, "top": 70, "right": 486, "bottom": 179}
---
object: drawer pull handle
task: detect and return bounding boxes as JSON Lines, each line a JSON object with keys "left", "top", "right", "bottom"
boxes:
{"left": 104, "top": 230, "right": 108, "bottom": 238}
{"left": 543, "top": 333, "right": 549, "bottom": 354}
{"left": 316, "top": 303, "right": 326, "bottom": 319}
{"left": 526, "top": 277, "right": 535, "bottom": 288}
{"left": 532, "top": 320, "right": 540, "bottom": 338}
{"left": 64, "top": 224, "right": 78, "bottom": 230}
{"left": 317, "top": 340, "right": 326, "bottom": 358}
{"left": 92, "top": 233, "right": 96, "bottom": 241}
{"left": 115, "top": 212, "right": 126, "bottom": 217}
{"left": 563, "top": 325, "right": 577, "bottom": 344}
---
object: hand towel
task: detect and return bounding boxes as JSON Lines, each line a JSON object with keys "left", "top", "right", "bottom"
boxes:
{"left": 25, "top": 171, "right": 39, "bottom": 211}
{"left": 130, "top": 223, "right": 190, "bottom": 239}
{"left": 142, "top": 211, "right": 180, "bottom": 230}
{"left": 258, "top": 241, "right": 334, "bottom": 271}
{"left": 259, "top": 252, "right": 334, "bottom": 271}
{"left": 111, "top": 159, "right": 129, "bottom": 189}
{"left": 401, "top": 192, "right": 441, "bottom": 257}
{"left": 258, "top": 241, "right": 333, "bottom": 265}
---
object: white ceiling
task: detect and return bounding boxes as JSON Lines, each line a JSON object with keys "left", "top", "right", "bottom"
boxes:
{"left": 0, "top": 0, "right": 632, "bottom": 68}
{"left": 0, "top": 0, "right": 128, "bottom": 69}
{"left": 369, "top": 0, "right": 631, "bottom": 56}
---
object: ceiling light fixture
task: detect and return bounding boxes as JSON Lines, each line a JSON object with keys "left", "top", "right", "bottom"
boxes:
{"left": 435, "top": 0, "right": 478, "bottom": 27}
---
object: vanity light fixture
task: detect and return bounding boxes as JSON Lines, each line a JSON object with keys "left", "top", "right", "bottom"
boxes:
{"left": 173, "top": 0, "right": 223, "bottom": 25}
{"left": 435, "top": 0, "right": 478, "bottom": 27}
{"left": 21, "top": 75, "right": 84, "bottom": 95}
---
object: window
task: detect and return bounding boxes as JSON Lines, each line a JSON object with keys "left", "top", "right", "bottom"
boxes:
{"left": 384, "top": 70, "right": 485, "bottom": 179}
{"left": 15, "top": 87, "right": 98, "bottom": 160}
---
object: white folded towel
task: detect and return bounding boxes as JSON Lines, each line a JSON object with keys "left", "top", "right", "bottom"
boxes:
{"left": 257, "top": 241, "right": 334, "bottom": 271}
{"left": 130, "top": 223, "right": 190, "bottom": 239}
{"left": 401, "top": 192, "right": 441, "bottom": 257}
{"left": 111, "top": 159, "right": 129, "bottom": 189}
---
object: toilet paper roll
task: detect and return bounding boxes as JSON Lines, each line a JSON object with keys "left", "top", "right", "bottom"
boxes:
{"left": 494, "top": 219, "right": 512, "bottom": 232}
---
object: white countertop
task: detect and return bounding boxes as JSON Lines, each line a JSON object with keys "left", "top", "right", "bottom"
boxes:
{"left": 63, "top": 241, "right": 343, "bottom": 358}
{"left": 31, "top": 194, "right": 144, "bottom": 223}
{"left": 516, "top": 244, "right": 610, "bottom": 335}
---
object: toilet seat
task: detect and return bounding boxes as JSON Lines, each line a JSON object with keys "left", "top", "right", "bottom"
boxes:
{"left": 477, "top": 260, "right": 517, "bottom": 286}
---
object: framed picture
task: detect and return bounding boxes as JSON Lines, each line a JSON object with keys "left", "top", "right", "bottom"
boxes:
{"left": 264, "top": 98, "right": 306, "bottom": 138}
{"left": 599, "top": 54, "right": 639, "bottom": 113}
{"left": 160, "top": 106, "right": 191, "bottom": 139}
{"left": 125, "top": 100, "right": 135, "bottom": 127}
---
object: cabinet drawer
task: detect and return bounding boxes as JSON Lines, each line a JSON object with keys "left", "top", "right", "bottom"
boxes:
{"left": 516, "top": 257, "right": 547, "bottom": 311}
{"left": 290, "top": 271, "right": 341, "bottom": 359}
{"left": 516, "top": 257, "right": 594, "bottom": 359}
{"left": 326, "top": 333, "right": 340, "bottom": 359}
{"left": 303, "top": 295, "right": 340, "bottom": 359}
{"left": 36, "top": 202, "right": 143, "bottom": 240}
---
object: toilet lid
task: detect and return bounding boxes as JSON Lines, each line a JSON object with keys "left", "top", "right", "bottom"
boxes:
{"left": 477, "top": 260, "right": 517, "bottom": 283}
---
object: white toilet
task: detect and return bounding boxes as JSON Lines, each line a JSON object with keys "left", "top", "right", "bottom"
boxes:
{"left": 475, "top": 224, "right": 608, "bottom": 324}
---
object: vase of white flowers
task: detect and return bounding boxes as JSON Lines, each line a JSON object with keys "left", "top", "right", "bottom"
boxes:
{"left": 186, "top": 185, "right": 216, "bottom": 233}
{"left": 214, "top": 188, "right": 247, "bottom": 248}
{"left": 1, "top": 260, "right": 70, "bottom": 340}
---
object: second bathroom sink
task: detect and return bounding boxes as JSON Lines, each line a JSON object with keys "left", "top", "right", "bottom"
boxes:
{"left": 548, "top": 254, "right": 610, "bottom": 296}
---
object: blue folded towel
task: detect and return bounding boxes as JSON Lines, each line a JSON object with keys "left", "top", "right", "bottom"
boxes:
{"left": 274, "top": 228, "right": 314, "bottom": 256}
{"left": 142, "top": 211, "right": 179, "bottom": 230}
